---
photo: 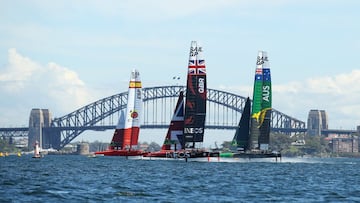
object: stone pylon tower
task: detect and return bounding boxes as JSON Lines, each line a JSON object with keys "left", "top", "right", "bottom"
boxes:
{"left": 28, "top": 109, "right": 52, "bottom": 149}
{"left": 307, "top": 109, "right": 328, "bottom": 136}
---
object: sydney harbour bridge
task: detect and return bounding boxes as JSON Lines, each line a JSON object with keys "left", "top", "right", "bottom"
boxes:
{"left": 0, "top": 85, "right": 306, "bottom": 150}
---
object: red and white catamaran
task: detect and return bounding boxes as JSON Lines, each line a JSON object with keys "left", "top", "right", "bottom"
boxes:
{"left": 95, "top": 69, "right": 144, "bottom": 157}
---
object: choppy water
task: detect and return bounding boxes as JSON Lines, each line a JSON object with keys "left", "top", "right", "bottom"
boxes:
{"left": 1, "top": 155, "right": 360, "bottom": 202}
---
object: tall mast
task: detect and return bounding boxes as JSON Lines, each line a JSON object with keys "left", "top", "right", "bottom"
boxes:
{"left": 258, "top": 52, "right": 272, "bottom": 150}
{"left": 250, "top": 51, "right": 271, "bottom": 150}
{"left": 183, "top": 41, "right": 207, "bottom": 149}
{"left": 109, "top": 69, "right": 142, "bottom": 150}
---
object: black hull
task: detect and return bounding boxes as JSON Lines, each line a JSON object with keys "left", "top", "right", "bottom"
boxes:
{"left": 184, "top": 150, "right": 220, "bottom": 162}
{"left": 233, "top": 152, "right": 281, "bottom": 159}
{"left": 186, "top": 150, "right": 220, "bottom": 158}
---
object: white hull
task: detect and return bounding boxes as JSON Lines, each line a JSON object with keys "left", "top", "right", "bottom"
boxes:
{"left": 127, "top": 155, "right": 281, "bottom": 162}
{"left": 140, "top": 156, "right": 222, "bottom": 162}
{"left": 185, "top": 157, "right": 221, "bottom": 162}
{"left": 141, "top": 156, "right": 183, "bottom": 161}
{"left": 125, "top": 155, "right": 143, "bottom": 160}
{"left": 103, "top": 155, "right": 143, "bottom": 160}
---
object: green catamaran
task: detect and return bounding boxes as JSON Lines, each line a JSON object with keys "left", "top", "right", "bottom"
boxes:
{"left": 224, "top": 51, "right": 280, "bottom": 161}
{"left": 251, "top": 51, "right": 272, "bottom": 151}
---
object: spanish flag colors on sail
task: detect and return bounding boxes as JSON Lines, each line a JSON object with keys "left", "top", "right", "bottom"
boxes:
{"left": 109, "top": 69, "right": 142, "bottom": 151}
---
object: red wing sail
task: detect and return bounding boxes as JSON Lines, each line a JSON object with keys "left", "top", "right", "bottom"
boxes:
{"left": 96, "top": 69, "right": 142, "bottom": 156}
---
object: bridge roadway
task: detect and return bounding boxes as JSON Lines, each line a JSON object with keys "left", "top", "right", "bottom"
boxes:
{"left": 3, "top": 126, "right": 354, "bottom": 138}
{"left": 0, "top": 85, "right": 350, "bottom": 150}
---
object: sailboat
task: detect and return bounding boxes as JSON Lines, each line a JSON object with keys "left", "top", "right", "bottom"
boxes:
{"left": 181, "top": 41, "right": 219, "bottom": 161}
{"left": 143, "top": 41, "right": 219, "bottom": 162}
{"left": 221, "top": 51, "right": 281, "bottom": 161}
{"left": 95, "top": 69, "right": 144, "bottom": 158}
{"left": 142, "top": 91, "right": 185, "bottom": 160}
{"left": 251, "top": 51, "right": 272, "bottom": 151}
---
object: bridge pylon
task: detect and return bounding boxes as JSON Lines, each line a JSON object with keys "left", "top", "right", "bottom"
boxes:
{"left": 28, "top": 109, "right": 60, "bottom": 149}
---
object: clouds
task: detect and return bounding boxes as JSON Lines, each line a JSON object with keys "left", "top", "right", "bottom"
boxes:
{"left": 274, "top": 71, "right": 360, "bottom": 129}
{"left": 42, "top": 62, "right": 91, "bottom": 111}
{"left": 0, "top": 47, "right": 359, "bottom": 135}
{"left": 0, "top": 48, "right": 41, "bottom": 92}
{"left": 0, "top": 49, "right": 99, "bottom": 125}
{"left": 1, "top": 0, "right": 360, "bottom": 134}
{"left": 219, "top": 69, "right": 360, "bottom": 130}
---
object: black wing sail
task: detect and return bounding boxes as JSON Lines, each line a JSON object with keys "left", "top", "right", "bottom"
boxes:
{"left": 183, "top": 41, "right": 207, "bottom": 149}
{"left": 232, "top": 97, "right": 251, "bottom": 151}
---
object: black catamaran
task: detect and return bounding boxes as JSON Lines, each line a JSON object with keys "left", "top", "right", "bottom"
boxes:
{"left": 183, "top": 41, "right": 207, "bottom": 149}
{"left": 143, "top": 41, "right": 219, "bottom": 161}
{"left": 181, "top": 41, "right": 220, "bottom": 161}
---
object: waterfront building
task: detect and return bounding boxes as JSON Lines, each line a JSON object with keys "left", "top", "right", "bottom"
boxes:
{"left": 331, "top": 137, "right": 359, "bottom": 153}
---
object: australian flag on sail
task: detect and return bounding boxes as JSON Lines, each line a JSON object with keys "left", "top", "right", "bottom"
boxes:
{"left": 255, "top": 68, "right": 263, "bottom": 81}
{"left": 255, "top": 68, "right": 262, "bottom": 75}
{"left": 263, "top": 68, "right": 271, "bottom": 81}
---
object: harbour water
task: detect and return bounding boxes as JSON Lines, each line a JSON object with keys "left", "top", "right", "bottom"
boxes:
{"left": 1, "top": 155, "right": 360, "bottom": 202}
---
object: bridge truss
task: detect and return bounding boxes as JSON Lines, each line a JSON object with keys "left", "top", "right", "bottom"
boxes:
{"left": 48, "top": 86, "right": 305, "bottom": 149}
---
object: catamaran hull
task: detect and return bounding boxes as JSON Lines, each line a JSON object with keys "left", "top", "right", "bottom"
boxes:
{"left": 184, "top": 156, "right": 221, "bottom": 162}
{"left": 95, "top": 150, "right": 144, "bottom": 159}
{"left": 141, "top": 156, "right": 221, "bottom": 162}
{"left": 219, "top": 152, "right": 281, "bottom": 162}
{"left": 142, "top": 150, "right": 221, "bottom": 162}
{"left": 141, "top": 156, "right": 182, "bottom": 161}
{"left": 186, "top": 152, "right": 281, "bottom": 162}
{"left": 142, "top": 151, "right": 177, "bottom": 160}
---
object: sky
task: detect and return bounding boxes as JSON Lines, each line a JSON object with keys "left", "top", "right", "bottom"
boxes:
{"left": 1, "top": 0, "right": 360, "bottom": 146}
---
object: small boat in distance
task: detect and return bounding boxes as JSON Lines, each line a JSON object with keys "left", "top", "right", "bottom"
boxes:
{"left": 95, "top": 69, "right": 144, "bottom": 158}
{"left": 32, "top": 141, "right": 42, "bottom": 158}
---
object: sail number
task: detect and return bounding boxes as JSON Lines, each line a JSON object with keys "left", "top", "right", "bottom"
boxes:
{"left": 198, "top": 78, "right": 205, "bottom": 93}
{"left": 262, "top": 85, "right": 270, "bottom": 102}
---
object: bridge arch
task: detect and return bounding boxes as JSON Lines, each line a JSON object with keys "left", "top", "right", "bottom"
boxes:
{"left": 49, "top": 85, "right": 305, "bottom": 149}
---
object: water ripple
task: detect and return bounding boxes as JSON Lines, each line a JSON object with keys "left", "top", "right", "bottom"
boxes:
{"left": 1, "top": 156, "right": 360, "bottom": 202}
